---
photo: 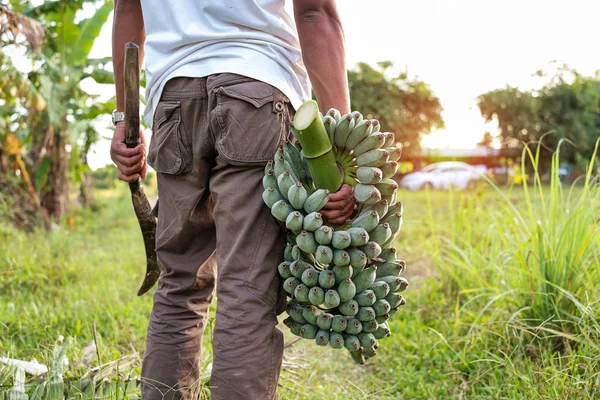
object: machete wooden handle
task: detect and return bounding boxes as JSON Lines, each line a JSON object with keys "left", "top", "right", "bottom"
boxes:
{"left": 123, "top": 42, "right": 160, "bottom": 296}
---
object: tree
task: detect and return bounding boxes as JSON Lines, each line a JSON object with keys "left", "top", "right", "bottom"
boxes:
{"left": 477, "top": 66, "right": 600, "bottom": 172}
{"left": 1, "top": 0, "right": 114, "bottom": 224}
{"left": 348, "top": 61, "right": 444, "bottom": 154}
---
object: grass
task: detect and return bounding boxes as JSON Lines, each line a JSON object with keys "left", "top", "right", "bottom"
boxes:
{"left": 0, "top": 149, "right": 599, "bottom": 399}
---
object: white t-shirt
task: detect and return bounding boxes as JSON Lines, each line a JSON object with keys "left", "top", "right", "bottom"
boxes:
{"left": 140, "top": 0, "right": 311, "bottom": 128}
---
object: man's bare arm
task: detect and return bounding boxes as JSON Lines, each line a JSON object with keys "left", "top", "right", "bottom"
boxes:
{"left": 113, "top": 0, "right": 146, "bottom": 112}
{"left": 111, "top": 0, "right": 147, "bottom": 182}
{"left": 294, "top": 0, "right": 350, "bottom": 115}
{"left": 294, "top": 0, "right": 354, "bottom": 224}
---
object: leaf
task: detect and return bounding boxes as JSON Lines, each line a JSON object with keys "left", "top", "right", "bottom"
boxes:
{"left": 86, "top": 69, "right": 114, "bottom": 85}
{"left": 34, "top": 156, "right": 52, "bottom": 190}
{"left": 68, "top": 0, "right": 114, "bottom": 65}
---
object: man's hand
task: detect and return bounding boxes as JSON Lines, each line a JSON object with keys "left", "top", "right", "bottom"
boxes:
{"left": 321, "top": 184, "right": 356, "bottom": 225}
{"left": 110, "top": 122, "right": 147, "bottom": 182}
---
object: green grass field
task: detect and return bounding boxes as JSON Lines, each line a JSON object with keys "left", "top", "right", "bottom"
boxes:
{"left": 1, "top": 168, "right": 599, "bottom": 398}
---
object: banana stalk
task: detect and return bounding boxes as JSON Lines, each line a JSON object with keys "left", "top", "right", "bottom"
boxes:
{"left": 293, "top": 100, "right": 344, "bottom": 192}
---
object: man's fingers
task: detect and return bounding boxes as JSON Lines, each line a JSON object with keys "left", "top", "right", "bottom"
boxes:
{"left": 328, "top": 184, "right": 354, "bottom": 202}
{"left": 140, "top": 159, "right": 148, "bottom": 180}
{"left": 111, "top": 143, "right": 145, "bottom": 157}
{"left": 117, "top": 170, "right": 140, "bottom": 183}
{"left": 324, "top": 198, "right": 353, "bottom": 211}
{"left": 321, "top": 197, "right": 355, "bottom": 223}
{"left": 112, "top": 151, "right": 144, "bottom": 168}
{"left": 119, "top": 158, "right": 146, "bottom": 176}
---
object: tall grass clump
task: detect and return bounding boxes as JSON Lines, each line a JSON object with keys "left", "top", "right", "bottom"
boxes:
{"left": 433, "top": 139, "right": 599, "bottom": 350}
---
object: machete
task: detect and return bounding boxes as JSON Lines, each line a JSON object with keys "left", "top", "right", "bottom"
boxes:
{"left": 124, "top": 42, "right": 160, "bottom": 296}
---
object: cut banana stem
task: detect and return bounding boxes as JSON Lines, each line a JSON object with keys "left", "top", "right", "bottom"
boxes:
{"left": 293, "top": 100, "right": 343, "bottom": 191}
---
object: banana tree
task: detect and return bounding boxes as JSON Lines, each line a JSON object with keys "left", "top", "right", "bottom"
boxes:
{"left": 1, "top": 0, "right": 114, "bottom": 223}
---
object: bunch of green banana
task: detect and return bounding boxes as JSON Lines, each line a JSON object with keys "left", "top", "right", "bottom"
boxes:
{"left": 263, "top": 100, "right": 408, "bottom": 364}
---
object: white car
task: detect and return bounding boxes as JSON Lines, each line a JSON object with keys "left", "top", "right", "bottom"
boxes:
{"left": 398, "top": 161, "right": 484, "bottom": 191}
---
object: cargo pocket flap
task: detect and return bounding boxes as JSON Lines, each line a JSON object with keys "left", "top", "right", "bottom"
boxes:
{"left": 218, "top": 82, "right": 274, "bottom": 108}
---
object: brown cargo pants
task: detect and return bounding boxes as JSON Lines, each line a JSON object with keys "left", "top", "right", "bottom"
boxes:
{"left": 142, "top": 74, "right": 291, "bottom": 400}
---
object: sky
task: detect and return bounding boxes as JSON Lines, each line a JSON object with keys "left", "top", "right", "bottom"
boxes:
{"left": 31, "top": 0, "right": 600, "bottom": 169}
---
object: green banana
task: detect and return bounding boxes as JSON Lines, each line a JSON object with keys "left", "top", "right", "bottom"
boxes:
{"left": 301, "top": 268, "right": 319, "bottom": 287}
{"left": 356, "top": 149, "right": 389, "bottom": 168}
{"left": 314, "top": 225, "right": 333, "bottom": 245}
{"left": 364, "top": 199, "right": 389, "bottom": 219}
{"left": 282, "top": 141, "right": 308, "bottom": 184}
{"left": 353, "top": 266, "right": 377, "bottom": 293}
{"left": 331, "top": 315, "right": 347, "bottom": 332}
{"left": 318, "top": 270, "right": 336, "bottom": 289}
{"left": 287, "top": 181, "right": 308, "bottom": 210}
{"left": 385, "top": 201, "right": 403, "bottom": 216}
{"left": 264, "top": 160, "right": 274, "bottom": 175}
{"left": 352, "top": 111, "right": 363, "bottom": 124}
{"left": 384, "top": 292, "right": 405, "bottom": 308}
{"left": 326, "top": 107, "right": 342, "bottom": 123}
{"left": 290, "top": 260, "right": 311, "bottom": 279}
{"left": 316, "top": 312, "right": 333, "bottom": 330}
{"left": 369, "top": 281, "right": 390, "bottom": 299}
{"left": 369, "top": 223, "right": 392, "bottom": 245}
{"left": 358, "top": 332, "right": 377, "bottom": 350}
{"left": 375, "top": 260, "right": 406, "bottom": 277}
{"left": 294, "top": 284, "right": 310, "bottom": 303}
{"left": 373, "top": 322, "right": 391, "bottom": 339}
{"left": 377, "top": 276, "right": 404, "bottom": 292}
{"left": 285, "top": 211, "right": 303, "bottom": 231}
{"left": 353, "top": 132, "right": 385, "bottom": 157}
{"left": 380, "top": 161, "right": 398, "bottom": 179}
{"left": 375, "top": 314, "right": 389, "bottom": 325}
{"left": 382, "top": 213, "right": 403, "bottom": 248}
{"left": 303, "top": 211, "right": 324, "bottom": 231}
{"left": 360, "top": 241, "right": 382, "bottom": 259}
{"left": 289, "top": 321, "right": 303, "bottom": 337}
{"left": 262, "top": 187, "right": 283, "bottom": 208}
{"left": 379, "top": 247, "right": 397, "bottom": 262}
{"left": 331, "top": 231, "right": 352, "bottom": 250}
{"left": 347, "top": 247, "right": 367, "bottom": 270}
{"left": 354, "top": 184, "right": 382, "bottom": 205}
{"left": 347, "top": 227, "right": 370, "bottom": 247}
{"left": 302, "top": 305, "right": 320, "bottom": 325}
{"left": 352, "top": 210, "right": 380, "bottom": 232}
{"left": 387, "top": 146, "right": 402, "bottom": 162}
{"left": 284, "top": 243, "right": 294, "bottom": 262}
{"left": 270, "top": 199, "right": 294, "bottom": 221}
{"left": 286, "top": 303, "right": 307, "bottom": 324}
{"left": 345, "top": 119, "right": 373, "bottom": 149}
{"left": 333, "top": 114, "right": 355, "bottom": 148}
{"left": 296, "top": 230, "right": 318, "bottom": 254}
{"left": 315, "top": 329, "right": 330, "bottom": 346}
{"left": 356, "top": 167, "right": 383, "bottom": 185}
{"left": 363, "top": 346, "right": 377, "bottom": 359}
{"left": 397, "top": 276, "right": 409, "bottom": 292}
{"left": 372, "top": 299, "right": 391, "bottom": 316}
{"left": 332, "top": 265, "right": 353, "bottom": 284}
{"left": 283, "top": 277, "right": 300, "bottom": 295}
{"left": 274, "top": 155, "right": 296, "bottom": 180}
{"left": 338, "top": 277, "right": 357, "bottom": 302}
{"left": 309, "top": 286, "right": 325, "bottom": 305}
{"left": 354, "top": 289, "right": 376, "bottom": 307}
{"left": 322, "top": 115, "right": 337, "bottom": 144}
{"left": 343, "top": 334, "right": 361, "bottom": 352}
{"left": 350, "top": 350, "right": 366, "bottom": 365}
{"left": 332, "top": 249, "right": 350, "bottom": 267}
{"left": 371, "top": 119, "right": 380, "bottom": 133}
{"left": 263, "top": 170, "right": 277, "bottom": 190}
{"left": 277, "top": 171, "right": 296, "bottom": 200}
{"left": 339, "top": 299, "right": 359, "bottom": 316}
{"left": 361, "top": 320, "right": 379, "bottom": 333}
{"left": 329, "top": 331, "right": 344, "bottom": 349}
{"left": 356, "top": 306, "right": 376, "bottom": 322}
{"left": 304, "top": 189, "right": 330, "bottom": 213}
{"left": 382, "top": 132, "right": 395, "bottom": 148}
{"left": 345, "top": 318, "right": 363, "bottom": 335}
{"left": 375, "top": 178, "right": 398, "bottom": 197}
{"left": 291, "top": 244, "right": 302, "bottom": 261}
{"left": 315, "top": 245, "right": 333, "bottom": 266}
{"left": 300, "top": 323, "right": 318, "bottom": 339}
{"left": 323, "top": 289, "right": 341, "bottom": 308}
{"left": 278, "top": 261, "right": 292, "bottom": 279}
